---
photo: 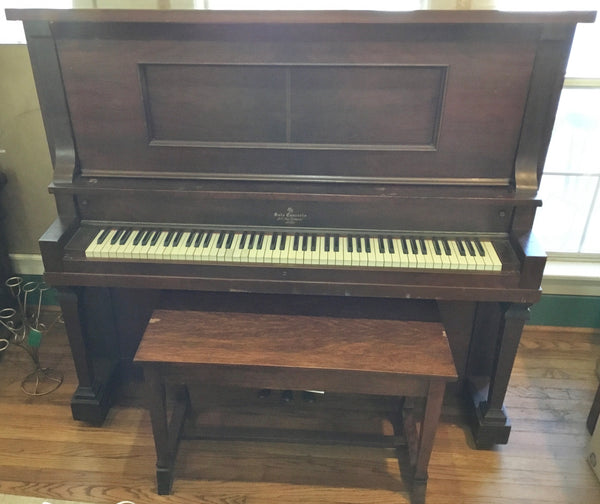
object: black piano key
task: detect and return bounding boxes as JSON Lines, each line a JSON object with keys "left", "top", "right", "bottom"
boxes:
{"left": 387, "top": 237, "right": 395, "bottom": 254}
{"left": 141, "top": 230, "right": 153, "bottom": 246}
{"left": 410, "top": 238, "right": 418, "bottom": 254}
{"left": 119, "top": 228, "right": 132, "bottom": 245}
{"left": 203, "top": 232, "right": 213, "bottom": 247}
{"left": 401, "top": 238, "right": 408, "bottom": 254}
{"left": 347, "top": 235, "right": 353, "bottom": 253}
{"left": 248, "top": 232, "right": 256, "bottom": 250}
{"left": 194, "top": 232, "right": 204, "bottom": 248}
{"left": 442, "top": 239, "right": 452, "bottom": 255}
{"left": 173, "top": 231, "right": 183, "bottom": 247}
{"left": 419, "top": 239, "right": 427, "bottom": 255}
{"left": 456, "top": 239, "right": 466, "bottom": 256}
{"left": 150, "top": 230, "right": 161, "bottom": 246}
{"left": 378, "top": 236, "right": 385, "bottom": 254}
{"left": 269, "top": 232, "right": 278, "bottom": 250}
{"left": 475, "top": 238, "right": 486, "bottom": 256}
{"left": 465, "top": 239, "right": 476, "bottom": 256}
{"left": 239, "top": 231, "right": 248, "bottom": 249}
{"left": 301, "top": 234, "right": 308, "bottom": 252}
{"left": 185, "top": 231, "right": 196, "bottom": 247}
{"left": 215, "top": 231, "right": 226, "bottom": 249}
{"left": 163, "top": 231, "right": 174, "bottom": 247}
{"left": 293, "top": 233, "right": 300, "bottom": 251}
{"left": 333, "top": 235, "right": 340, "bottom": 252}
{"left": 310, "top": 235, "right": 317, "bottom": 252}
{"left": 97, "top": 228, "right": 110, "bottom": 244}
{"left": 111, "top": 228, "right": 125, "bottom": 245}
{"left": 364, "top": 236, "right": 371, "bottom": 253}
{"left": 225, "top": 232, "right": 235, "bottom": 249}
{"left": 257, "top": 233, "right": 265, "bottom": 250}
{"left": 279, "top": 233, "right": 287, "bottom": 251}
{"left": 433, "top": 239, "right": 442, "bottom": 255}
{"left": 324, "top": 234, "right": 331, "bottom": 252}
{"left": 132, "top": 229, "right": 144, "bottom": 246}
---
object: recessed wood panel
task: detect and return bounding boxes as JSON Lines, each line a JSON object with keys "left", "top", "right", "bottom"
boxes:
{"left": 142, "top": 64, "right": 445, "bottom": 150}
{"left": 290, "top": 65, "right": 444, "bottom": 148}
{"left": 143, "top": 64, "right": 287, "bottom": 144}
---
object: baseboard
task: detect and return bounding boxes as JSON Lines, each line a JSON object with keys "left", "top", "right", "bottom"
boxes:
{"left": 8, "top": 253, "right": 44, "bottom": 276}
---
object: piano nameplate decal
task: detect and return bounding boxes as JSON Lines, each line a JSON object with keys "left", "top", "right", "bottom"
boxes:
{"left": 274, "top": 208, "right": 308, "bottom": 225}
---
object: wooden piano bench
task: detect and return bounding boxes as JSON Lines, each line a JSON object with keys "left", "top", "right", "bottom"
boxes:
{"left": 134, "top": 307, "right": 457, "bottom": 504}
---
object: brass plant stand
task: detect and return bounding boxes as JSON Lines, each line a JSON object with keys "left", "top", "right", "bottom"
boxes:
{"left": 0, "top": 276, "right": 63, "bottom": 396}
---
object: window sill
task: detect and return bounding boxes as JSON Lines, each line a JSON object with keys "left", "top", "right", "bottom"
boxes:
{"left": 542, "top": 257, "right": 600, "bottom": 296}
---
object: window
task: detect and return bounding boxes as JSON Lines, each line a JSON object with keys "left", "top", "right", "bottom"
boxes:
{"left": 530, "top": 2, "right": 600, "bottom": 257}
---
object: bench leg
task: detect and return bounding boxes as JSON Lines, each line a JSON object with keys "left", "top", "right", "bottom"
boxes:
{"left": 146, "top": 366, "right": 190, "bottom": 494}
{"left": 403, "top": 380, "right": 445, "bottom": 504}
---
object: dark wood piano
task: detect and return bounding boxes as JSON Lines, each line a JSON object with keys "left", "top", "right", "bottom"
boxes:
{"left": 7, "top": 4, "right": 595, "bottom": 448}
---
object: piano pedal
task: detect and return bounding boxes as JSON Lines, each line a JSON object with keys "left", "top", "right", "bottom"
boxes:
{"left": 302, "top": 390, "right": 317, "bottom": 403}
{"left": 281, "top": 390, "right": 294, "bottom": 403}
{"left": 257, "top": 388, "right": 271, "bottom": 399}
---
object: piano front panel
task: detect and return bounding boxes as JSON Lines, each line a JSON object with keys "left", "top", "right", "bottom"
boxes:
{"left": 54, "top": 21, "right": 536, "bottom": 184}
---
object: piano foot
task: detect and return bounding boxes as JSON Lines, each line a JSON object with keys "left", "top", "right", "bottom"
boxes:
{"left": 466, "top": 381, "right": 511, "bottom": 449}
{"left": 70, "top": 381, "right": 113, "bottom": 426}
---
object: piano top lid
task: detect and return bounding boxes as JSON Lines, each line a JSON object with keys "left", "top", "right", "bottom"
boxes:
{"left": 5, "top": 1, "right": 596, "bottom": 24}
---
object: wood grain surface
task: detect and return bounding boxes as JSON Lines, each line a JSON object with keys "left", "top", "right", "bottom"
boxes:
{"left": 0, "top": 314, "right": 599, "bottom": 504}
{"left": 135, "top": 309, "right": 456, "bottom": 379}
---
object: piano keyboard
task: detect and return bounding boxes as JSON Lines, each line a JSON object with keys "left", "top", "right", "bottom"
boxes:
{"left": 84, "top": 228, "right": 502, "bottom": 271}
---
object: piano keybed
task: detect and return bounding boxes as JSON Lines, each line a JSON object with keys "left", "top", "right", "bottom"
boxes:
{"left": 84, "top": 227, "right": 503, "bottom": 271}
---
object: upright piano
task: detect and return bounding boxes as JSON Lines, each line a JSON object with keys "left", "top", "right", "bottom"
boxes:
{"left": 8, "top": 4, "right": 595, "bottom": 448}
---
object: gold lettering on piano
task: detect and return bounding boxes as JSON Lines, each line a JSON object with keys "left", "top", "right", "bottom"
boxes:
{"left": 274, "top": 208, "right": 308, "bottom": 225}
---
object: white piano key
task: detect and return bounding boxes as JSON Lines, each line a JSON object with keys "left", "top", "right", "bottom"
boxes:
{"left": 120, "top": 232, "right": 137, "bottom": 259}
{"left": 146, "top": 231, "right": 169, "bottom": 260}
{"left": 200, "top": 232, "right": 219, "bottom": 261}
{"left": 446, "top": 240, "right": 462, "bottom": 269}
{"left": 171, "top": 231, "right": 191, "bottom": 261}
{"left": 483, "top": 241, "right": 502, "bottom": 271}
{"left": 85, "top": 228, "right": 109, "bottom": 258}
{"left": 460, "top": 240, "right": 478, "bottom": 270}
{"left": 339, "top": 236, "right": 352, "bottom": 266}
{"left": 128, "top": 230, "right": 147, "bottom": 259}
{"left": 467, "top": 239, "right": 486, "bottom": 271}
{"left": 424, "top": 239, "right": 442, "bottom": 269}
{"left": 373, "top": 237, "right": 386, "bottom": 267}
{"left": 287, "top": 233, "right": 302, "bottom": 265}
{"left": 230, "top": 233, "right": 246, "bottom": 263}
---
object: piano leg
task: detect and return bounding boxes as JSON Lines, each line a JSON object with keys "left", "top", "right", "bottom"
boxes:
{"left": 58, "top": 286, "right": 160, "bottom": 424}
{"left": 466, "top": 302, "right": 531, "bottom": 448}
{"left": 58, "top": 286, "right": 118, "bottom": 425}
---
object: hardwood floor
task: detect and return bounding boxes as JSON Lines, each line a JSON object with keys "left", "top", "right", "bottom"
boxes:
{"left": 0, "top": 315, "right": 599, "bottom": 504}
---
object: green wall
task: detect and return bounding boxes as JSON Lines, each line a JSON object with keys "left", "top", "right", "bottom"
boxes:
{"left": 529, "top": 294, "right": 600, "bottom": 328}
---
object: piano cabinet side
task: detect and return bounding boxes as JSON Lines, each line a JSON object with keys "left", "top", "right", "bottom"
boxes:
{"left": 464, "top": 301, "right": 532, "bottom": 449}
{"left": 57, "top": 285, "right": 159, "bottom": 424}
{"left": 21, "top": 20, "right": 77, "bottom": 186}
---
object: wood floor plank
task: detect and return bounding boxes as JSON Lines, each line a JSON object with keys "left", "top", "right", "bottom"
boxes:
{"left": 0, "top": 322, "right": 599, "bottom": 504}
